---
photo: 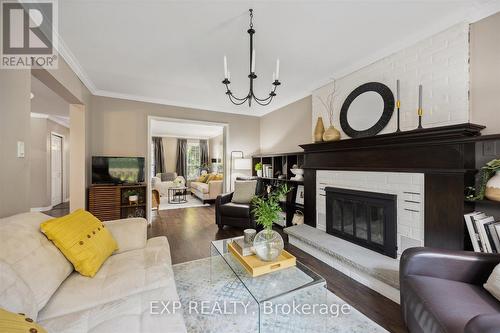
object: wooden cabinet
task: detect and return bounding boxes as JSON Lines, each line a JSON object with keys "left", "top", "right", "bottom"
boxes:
{"left": 89, "top": 184, "right": 147, "bottom": 221}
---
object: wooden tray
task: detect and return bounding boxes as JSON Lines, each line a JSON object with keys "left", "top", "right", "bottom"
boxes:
{"left": 228, "top": 241, "right": 296, "bottom": 277}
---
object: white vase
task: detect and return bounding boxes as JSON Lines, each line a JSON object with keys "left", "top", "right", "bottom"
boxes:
{"left": 485, "top": 170, "right": 500, "bottom": 202}
{"left": 257, "top": 170, "right": 263, "bottom": 177}
{"left": 253, "top": 229, "right": 284, "bottom": 262}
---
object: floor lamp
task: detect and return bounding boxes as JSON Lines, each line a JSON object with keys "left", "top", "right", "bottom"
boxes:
{"left": 229, "top": 151, "right": 252, "bottom": 191}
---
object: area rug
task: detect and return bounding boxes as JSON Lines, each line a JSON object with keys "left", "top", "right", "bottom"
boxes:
{"left": 159, "top": 195, "right": 209, "bottom": 210}
{"left": 173, "top": 257, "right": 388, "bottom": 333}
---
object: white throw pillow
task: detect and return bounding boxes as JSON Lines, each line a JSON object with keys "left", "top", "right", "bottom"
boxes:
{"left": 232, "top": 180, "right": 257, "bottom": 204}
{"left": 484, "top": 263, "right": 500, "bottom": 301}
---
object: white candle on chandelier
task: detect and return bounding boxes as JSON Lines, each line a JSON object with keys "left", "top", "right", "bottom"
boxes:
{"left": 224, "top": 55, "right": 228, "bottom": 78}
{"left": 275, "top": 58, "right": 280, "bottom": 80}
{"left": 251, "top": 49, "right": 256, "bottom": 73}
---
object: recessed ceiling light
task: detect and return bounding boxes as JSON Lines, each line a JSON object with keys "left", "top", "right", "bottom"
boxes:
{"left": 30, "top": 92, "right": 34, "bottom": 99}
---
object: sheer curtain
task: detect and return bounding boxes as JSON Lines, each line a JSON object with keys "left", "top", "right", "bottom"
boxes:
{"left": 152, "top": 137, "right": 165, "bottom": 175}
{"left": 176, "top": 139, "right": 187, "bottom": 177}
{"left": 200, "top": 139, "right": 209, "bottom": 167}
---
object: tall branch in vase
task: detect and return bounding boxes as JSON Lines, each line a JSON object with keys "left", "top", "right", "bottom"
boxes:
{"left": 317, "top": 81, "right": 341, "bottom": 141}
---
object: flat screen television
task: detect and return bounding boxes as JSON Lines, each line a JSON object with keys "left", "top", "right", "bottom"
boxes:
{"left": 92, "top": 156, "right": 145, "bottom": 184}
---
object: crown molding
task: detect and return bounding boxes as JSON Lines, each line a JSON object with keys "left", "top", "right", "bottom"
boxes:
{"left": 55, "top": 1, "right": 500, "bottom": 117}
{"left": 30, "top": 112, "right": 70, "bottom": 128}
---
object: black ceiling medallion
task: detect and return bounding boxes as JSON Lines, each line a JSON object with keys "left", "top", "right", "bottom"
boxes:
{"left": 222, "top": 9, "right": 281, "bottom": 107}
{"left": 340, "top": 82, "right": 395, "bottom": 138}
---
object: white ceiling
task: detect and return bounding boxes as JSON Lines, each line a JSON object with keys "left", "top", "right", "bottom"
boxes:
{"left": 151, "top": 119, "right": 223, "bottom": 139}
{"left": 57, "top": 0, "right": 500, "bottom": 116}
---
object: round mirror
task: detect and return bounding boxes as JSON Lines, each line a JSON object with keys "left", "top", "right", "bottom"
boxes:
{"left": 346, "top": 91, "right": 384, "bottom": 131}
{"left": 340, "top": 82, "right": 395, "bottom": 138}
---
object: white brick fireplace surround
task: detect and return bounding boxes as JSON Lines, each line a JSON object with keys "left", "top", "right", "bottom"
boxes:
{"left": 286, "top": 170, "right": 425, "bottom": 303}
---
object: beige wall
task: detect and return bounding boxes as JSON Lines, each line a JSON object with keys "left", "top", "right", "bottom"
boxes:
{"left": 470, "top": 12, "right": 500, "bottom": 135}
{"left": 161, "top": 137, "right": 177, "bottom": 173}
{"left": 29, "top": 118, "right": 70, "bottom": 208}
{"left": 0, "top": 69, "right": 31, "bottom": 217}
{"left": 260, "top": 96, "right": 312, "bottom": 153}
{"left": 90, "top": 96, "right": 260, "bottom": 182}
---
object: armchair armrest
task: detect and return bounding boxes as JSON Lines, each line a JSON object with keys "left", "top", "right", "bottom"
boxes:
{"left": 465, "top": 314, "right": 500, "bottom": 333}
{"left": 208, "top": 180, "right": 223, "bottom": 196}
{"left": 103, "top": 218, "right": 147, "bottom": 254}
{"left": 400, "top": 247, "right": 500, "bottom": 285}
{"left": 216, "top": 192, "right": 233, "bottom": 206}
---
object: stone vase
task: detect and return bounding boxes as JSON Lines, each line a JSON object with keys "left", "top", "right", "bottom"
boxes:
{"left": 323, "top": 125, "right": 341, "bottom": 141}
{"left": 485, "top": 170, "right": 500, "bottom": 202}
{"left": 313, "top": 117, "right": 325, "bottom": 143}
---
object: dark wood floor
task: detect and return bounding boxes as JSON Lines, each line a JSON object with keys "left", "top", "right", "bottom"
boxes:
{"left": 149, "top": 206, "right": 408, "bottom": 333}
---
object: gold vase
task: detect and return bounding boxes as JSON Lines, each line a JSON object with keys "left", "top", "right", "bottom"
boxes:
{"left": 323, "top": 125, "right": 341, "bottom": 141}
{"left": 313, "top": 117, "right": 325, "bottom": 143}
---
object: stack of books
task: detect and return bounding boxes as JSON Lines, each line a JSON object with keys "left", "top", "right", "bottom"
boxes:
{"left": 262, "top": 164, "right": 273, "bottom": 178}
{"left": 464, "top": 211, "right": 500, "bottom": 253}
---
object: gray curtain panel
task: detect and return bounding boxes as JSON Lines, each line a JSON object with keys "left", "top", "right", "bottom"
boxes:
{"left": 176, "top": 139, "right": 187, "bottom": 177}
{"left": 200, "top": 139, "right": 209, "bottom": 167}
{"left": 152, "top": 137, "right": 165, "bottom": 174}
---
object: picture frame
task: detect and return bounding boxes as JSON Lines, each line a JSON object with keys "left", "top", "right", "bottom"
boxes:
{"left": 295, "top": 185, "right": 305, "bottom": 205}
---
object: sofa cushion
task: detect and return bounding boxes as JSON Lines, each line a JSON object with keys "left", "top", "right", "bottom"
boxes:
{"left": 219, "top": 202, "right": 251, "bottom": 218}
{"left": 158, "top": 172, "right": 176, "bottom": 182}
{"left": 403, "top": 274, "right": 500, "bottom": 333}
{"left": 231, "top": 180, "right": 257, "bottom": 204}
{"left": 40, "top": 209, "right": 118, "bottom": 277}
{"left": 191, "top": 182, "right": 209, "bottom": 194}
{"left": 0, "top": 212, "right": 73, "bottom": 318}
{"left": 38, "top": 285, "right": 186, "bottom": 333}
{"left": 484, "top": 263, "right": 500, "bottom": 302}
{"left": 38, "top": 237, "right": 172, "bottom": 321}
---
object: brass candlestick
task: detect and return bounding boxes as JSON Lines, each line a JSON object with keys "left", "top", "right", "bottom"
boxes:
{"left": 417, "top": 107, "right": 423, "bottom": 129}
{"left": 396, "top": 79, "right": 401, "bottom": 132}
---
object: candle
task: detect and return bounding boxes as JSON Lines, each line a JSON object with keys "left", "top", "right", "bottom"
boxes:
{"left": 227, "top": 71, "right": 231, "bottom": 80}
{"left": 223, "top": 55, "right": 228, "bottom": 78}
{"left": 396, "top": 80, "right": 400, "bottom": 101}
{"left": 418, "top": 84, "right": 423, "bottom": 109}
{"left": 276, "top": 58, "right": 280, "bottom": 80}
{"left": 251, "top": 49, "right": 256, "bottom": 73}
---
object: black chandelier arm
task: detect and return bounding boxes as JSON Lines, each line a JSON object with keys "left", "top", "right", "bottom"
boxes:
{"left": 251, "top": 82, "right": 279, "bottom": 102}
{"left": 227, "top": 94, "right": 250, "bottom": 105}
{"left": 252, "top": 95, "right": 275, "bottom": 106}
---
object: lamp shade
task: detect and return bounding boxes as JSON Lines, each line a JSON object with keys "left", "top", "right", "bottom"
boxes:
{"left": 234, "top": 158, "right": 252, "bottom": 170}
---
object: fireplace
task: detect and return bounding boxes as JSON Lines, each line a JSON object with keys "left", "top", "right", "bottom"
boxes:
{"left": 325, "top": 187, "right": 397, "bottom": 258}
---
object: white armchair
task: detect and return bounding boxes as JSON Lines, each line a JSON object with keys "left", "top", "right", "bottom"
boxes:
{"left": 152, "top": 172, "right": 186, "bottom": 197}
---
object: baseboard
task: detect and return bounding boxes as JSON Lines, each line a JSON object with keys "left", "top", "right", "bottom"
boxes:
{"left": 30, "top": 205, "right": 53, "bottom": 212}
{"left": 63, "top": 197, "right": 70, "bottom": 203}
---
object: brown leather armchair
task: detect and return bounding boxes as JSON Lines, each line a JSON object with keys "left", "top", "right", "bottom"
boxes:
{"left": 400, "top": 247, "right": 500, "bottom": 333}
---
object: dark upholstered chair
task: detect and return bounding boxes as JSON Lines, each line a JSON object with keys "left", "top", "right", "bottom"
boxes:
{"left": 215, "top": 177, "right": 263, "bottom": 230}
{"left": 400, "top": 247, "right": 500, "bottom": 333}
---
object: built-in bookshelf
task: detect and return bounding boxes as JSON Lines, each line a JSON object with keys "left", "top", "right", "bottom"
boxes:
{"left": 252, "top": 152, "right": 305, "bottom": 227}
{"left": 251, "top": 152, "right": 304, "bottom": 180}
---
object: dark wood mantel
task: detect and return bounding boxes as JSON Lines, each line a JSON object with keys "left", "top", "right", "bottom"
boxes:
{"left": 299, "top": 123, "right": 486, "bottom": 251}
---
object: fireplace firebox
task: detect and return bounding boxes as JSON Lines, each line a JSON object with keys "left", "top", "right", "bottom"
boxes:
{"left": 325, "top": 187, "right": 397, "bottom": 258}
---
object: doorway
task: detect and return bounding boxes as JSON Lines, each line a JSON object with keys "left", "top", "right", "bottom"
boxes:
{"left": 51, "top": 133, "right": 64, "bottom": 206}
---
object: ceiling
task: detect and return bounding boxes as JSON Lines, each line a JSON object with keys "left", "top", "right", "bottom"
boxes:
{"left": 57, "top": 0, "right": 499, "bottom": 116}
{"left": 151, "top": 119, "right": 223, "bottom": 139}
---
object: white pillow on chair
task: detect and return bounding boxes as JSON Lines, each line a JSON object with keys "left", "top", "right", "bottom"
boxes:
{"left": 231, "top": 180, "right": 257, "bottom": 204}
{"left": 484, "top": 263, "right": 500, "bottom": 301}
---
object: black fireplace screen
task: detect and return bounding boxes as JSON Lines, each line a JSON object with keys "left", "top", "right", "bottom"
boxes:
{"left": 326, "top": 187, "right": 397, "bottom": 258}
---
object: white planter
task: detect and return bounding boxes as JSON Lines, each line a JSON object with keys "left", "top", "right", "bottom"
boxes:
{"left": 485, "top": 170, "right": 500, "bottom": 202}
{"left": 129, "top": 195, "right": 138, "bottom": 203}
{"left": 257, "top": 170, "right": 263, "bottom": 177}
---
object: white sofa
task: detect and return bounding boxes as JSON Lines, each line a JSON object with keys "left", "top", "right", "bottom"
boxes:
{"left": 190, "top": 179, "right": 223, "bottom": 203}
{"left": 152, "top": 172, "right": 186, "bottom": 197}
{"left": 0, "top": 212, "right": 186, "bottom": 333}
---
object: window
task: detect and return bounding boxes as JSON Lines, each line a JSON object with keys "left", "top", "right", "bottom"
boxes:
{"left": 186, "top": 141, "right": 201, "bottom": 180}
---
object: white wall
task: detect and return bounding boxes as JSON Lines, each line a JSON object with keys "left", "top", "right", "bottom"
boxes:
{"left": 312, "top": 23, "right": 470, "bottom": 138}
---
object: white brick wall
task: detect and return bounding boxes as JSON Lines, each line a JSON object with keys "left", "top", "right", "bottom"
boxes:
{"left": 312, "top": 22, "right": 470, "bottom": 137}
{"left": 316, "top": 170, "right": 425, "bottom": 256}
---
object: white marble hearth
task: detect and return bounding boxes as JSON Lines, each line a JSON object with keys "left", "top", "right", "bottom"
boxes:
{"left": 285, "top": 224, "right": 400, "bottom": 303}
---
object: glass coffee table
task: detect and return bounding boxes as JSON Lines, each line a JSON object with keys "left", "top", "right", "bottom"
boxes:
{"left": 210, "top": 236, "right": 327, "bottom": 333}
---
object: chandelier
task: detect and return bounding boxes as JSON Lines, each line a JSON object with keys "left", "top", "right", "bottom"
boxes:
{"left": 222, "top": 9, "right": 281, "bottom": 107}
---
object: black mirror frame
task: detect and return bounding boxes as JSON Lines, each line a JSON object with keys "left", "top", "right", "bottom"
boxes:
{"left": 339, "top": 82, "right": 395, "bottom": 138}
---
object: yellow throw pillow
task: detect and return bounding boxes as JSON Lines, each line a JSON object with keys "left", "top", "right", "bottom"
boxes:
{"left": 197, "top": 174, "right": 209, "bottom": 183}
{"left": 214, "top": 174, "right": 223, "bottom": 181}
{"left": 40, "top": 209, "right": 118, "bottom": 277}
{"left": 0, "top": 308, "right": 47, "bottom": 333}
{"left": 205, "top": 174, "right": 216, "bottom": 183}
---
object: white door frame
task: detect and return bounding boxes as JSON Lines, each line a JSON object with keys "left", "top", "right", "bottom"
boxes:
{"left": 50, "top": 132, "right": 64, "bottom": 207}
{"left": 146, "top": 115, "right": 229, "bottom": 223}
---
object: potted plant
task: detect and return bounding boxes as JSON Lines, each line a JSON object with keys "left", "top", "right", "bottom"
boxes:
{"left": 251, "top": 184, "right": 291, "bottom": 261}
{"left": 468, "top": 159, "right": 500, "bottom": 202}
{"left": 255, "top": 162, "right": 263, "bottom": 177}
{"left": 123, "top": 190, "right": 139, "bottom": 205}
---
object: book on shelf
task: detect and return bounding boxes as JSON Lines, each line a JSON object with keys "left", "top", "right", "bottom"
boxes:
{"left": 464, "top": 211, "right": 500, "bottom": 253}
